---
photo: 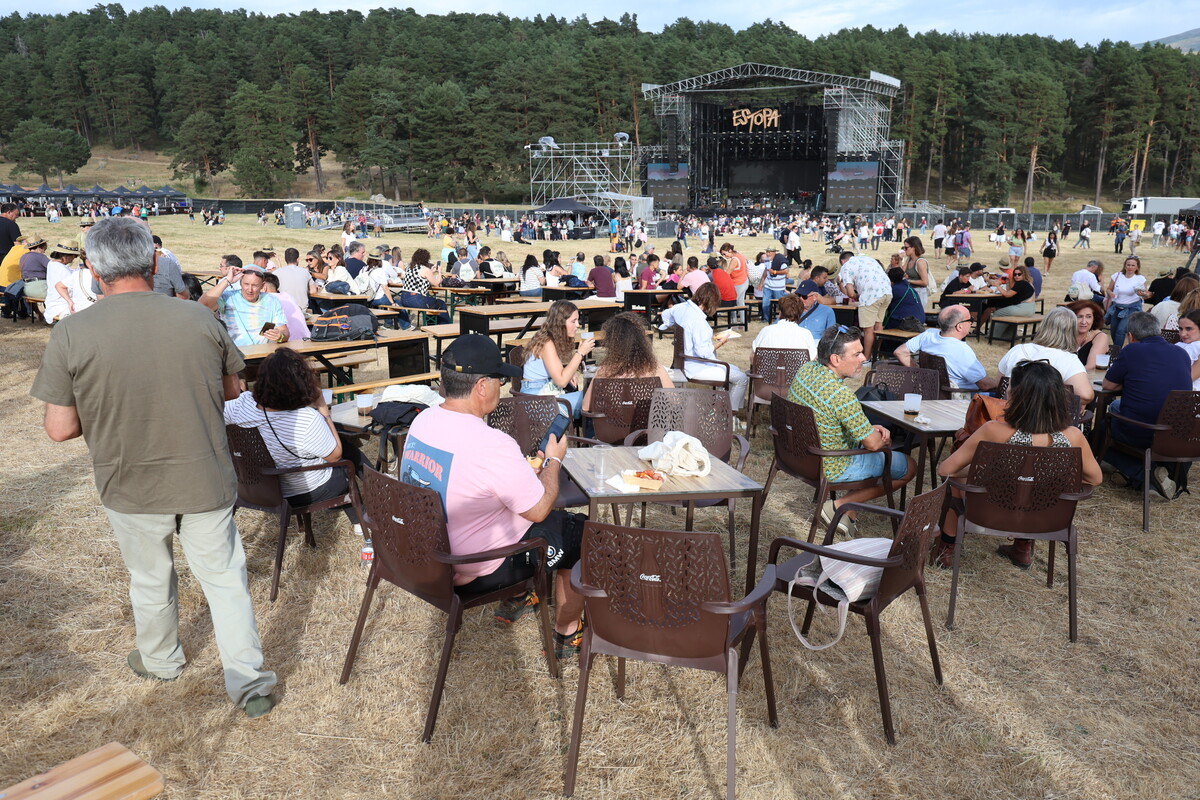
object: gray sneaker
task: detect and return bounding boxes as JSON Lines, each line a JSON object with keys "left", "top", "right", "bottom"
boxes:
{"left": 1151, "top": 467, "right": 1176, "bottom": 500}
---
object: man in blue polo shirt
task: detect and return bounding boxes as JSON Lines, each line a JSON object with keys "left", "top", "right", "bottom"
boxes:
{"left": 794, "top": 279, "right": 836, "bottom": 339}
{"left": 1102, "top": 311, "right": 1192, "bottom": 497}
{"left": 895, "top": 304, "right": 998, "bottom": 392}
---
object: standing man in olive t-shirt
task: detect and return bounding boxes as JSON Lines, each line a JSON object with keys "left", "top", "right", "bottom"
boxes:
{"left": 30, "top": 217, "right": 277, "bottom": 718}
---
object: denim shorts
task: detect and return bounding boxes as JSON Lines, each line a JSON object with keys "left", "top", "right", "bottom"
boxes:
{"left": 834, "top": 451, "right": 910, "bottom": 482}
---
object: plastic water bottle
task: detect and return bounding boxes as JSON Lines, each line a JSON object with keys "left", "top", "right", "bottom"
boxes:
{"left": 360, "top": 539, "right": 374, "bottom": 567}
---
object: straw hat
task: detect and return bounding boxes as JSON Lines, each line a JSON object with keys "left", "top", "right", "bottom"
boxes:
{"left": 49, "top": 239, "right": 81, "bottom": 256}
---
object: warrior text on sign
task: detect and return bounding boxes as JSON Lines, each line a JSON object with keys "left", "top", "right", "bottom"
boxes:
{"left": 731, "top": 107, "right": 781, "bottom": 132}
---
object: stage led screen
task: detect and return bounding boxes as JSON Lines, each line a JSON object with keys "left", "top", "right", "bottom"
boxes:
{"left": 728, "top": 160, "right": 822, "bottom": 194}
{"left": 826, "top": 161, "right": 879, "bottom": 211}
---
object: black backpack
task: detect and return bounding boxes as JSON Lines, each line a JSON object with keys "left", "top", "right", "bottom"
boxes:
{"left": 310, "top": 304, "right": 378, "bottom": 341}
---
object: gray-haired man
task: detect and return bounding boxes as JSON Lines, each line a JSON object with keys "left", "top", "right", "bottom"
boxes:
{"left": 31, "top": 216, "right": 277, "bottom": 717}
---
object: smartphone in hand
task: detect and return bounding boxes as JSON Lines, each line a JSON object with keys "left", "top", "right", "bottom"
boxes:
{"left": 260, "top": 322, "right": 276, "bottom": 334}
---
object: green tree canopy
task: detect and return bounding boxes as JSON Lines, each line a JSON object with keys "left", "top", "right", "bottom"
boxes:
{"left": 2, "top": 120, "right": 91, "bottom": 188}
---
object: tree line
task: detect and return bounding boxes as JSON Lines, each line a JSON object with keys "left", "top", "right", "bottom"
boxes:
{"left": 1, "top": 5, "right": 1198, "bottom": 209}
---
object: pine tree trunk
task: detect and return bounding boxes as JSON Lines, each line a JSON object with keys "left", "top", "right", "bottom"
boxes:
{"left": 1024, "top": 143, "right": 1038, "bottom": 213}
{"left": 1093, "top": 138, "right": 1107, "bottom": 207}
{"left": 308, "top": 120, "right": 325, "bottom": 194}
{"left": 1139, "top": 127, "right": 1154, "bottom": 197}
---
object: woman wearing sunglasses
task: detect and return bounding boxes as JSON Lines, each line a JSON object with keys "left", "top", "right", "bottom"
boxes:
{"left": 934, "top": 359, "right": 1102, "bottom": 569}
{"left": 980, "top": 264, "right": 1036, "bottom": 340}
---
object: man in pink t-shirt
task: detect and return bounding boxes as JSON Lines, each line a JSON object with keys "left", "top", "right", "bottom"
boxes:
{"left": 400, "top": 334, "right": 586, "bottom": 657}
{"left": 678, "top": 257, "right": 710, "bottom": 296}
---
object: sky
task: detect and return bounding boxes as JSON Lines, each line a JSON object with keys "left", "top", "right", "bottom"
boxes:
{"left": 24, "top": 0, "right": 1187, "bottom": 48}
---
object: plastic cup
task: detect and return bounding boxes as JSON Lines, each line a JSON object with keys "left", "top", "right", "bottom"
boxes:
{"left": 1096, "top": 353, "right": 1111, "bottom": 369}
{"left": 590, "top": 445, "right": 613, "bottom": 493}
{"left": 322, "top": 389, "right": 334, "bottom": 405}
{"left": 581, "top": 330, "right": 594, "bottom": 340}
{"left": 356, "top": 393, "right": 375, "bottom": 416}
{"left": 903, "top": 393, "right": 922, "bottom": 416}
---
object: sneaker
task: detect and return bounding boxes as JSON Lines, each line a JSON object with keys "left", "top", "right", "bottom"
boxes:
{"left": 127, "top": 650, "right": 178, "bottom": 682}
{"left": 244, "top": 694, "right": 276, "bottom": 719}
{"left": 495, "top": 590, "right": 539, "bottom": 624}
{"left": 1151, "top": 467, "right": 1177, "bottom": 501}
{"left": 928, "top": 538, "right": 956, "bottom": 570}
{"left": 553, "top": 624, "right": 585, "bottom": 659}
{"left": 820, "top": 500, "right": 856, "bottom": 537}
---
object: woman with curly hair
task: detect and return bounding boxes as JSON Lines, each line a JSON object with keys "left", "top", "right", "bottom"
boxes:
{"left": 521, "top": 300, "right": 596, "bottom": 417}
{"left": 223, "top": 349, "right": 364, "bottom": 532}
{"left": 581, "top": 312, "right": 673, "bottom": 414}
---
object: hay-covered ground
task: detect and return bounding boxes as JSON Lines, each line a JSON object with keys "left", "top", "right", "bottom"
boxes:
{"left": 2, "top": 215, "right": 1197, "bottom": 799}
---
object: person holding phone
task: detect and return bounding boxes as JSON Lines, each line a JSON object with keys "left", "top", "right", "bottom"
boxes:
{"left": 201, "top": 262, "right": 288, "bottom": 347}
{"left": 400, "top": 335, "right": 588, "bottom": 658}
{"left": 520, "top": 300, "right": 596, "bottom": 418}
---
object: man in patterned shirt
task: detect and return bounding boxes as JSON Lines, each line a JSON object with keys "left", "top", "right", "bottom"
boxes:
{"left": 836, "top": 255, "right": 892, "bottom": 365}
{"left": 788, "top": 325, "right": 915, "bottom": 535}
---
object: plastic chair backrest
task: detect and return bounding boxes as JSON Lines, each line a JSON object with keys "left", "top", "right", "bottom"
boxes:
{"left": 589, "top": 376, "right": 660, "bottom": 445}
{"left": 580, "top": 520, "right": 732, "bottom": 662}
{"left": 1152, "top": 390, "right": 1200, "bottom": 459}
{"left": 226, "top": 425, "right": 285, "bottom": 508}
{"left": 873, "top": 483, "right": 947, "bottom": 606}
{"left": 508, "top": 345, "right": 526, "bottom": 393}
{"left": 964, "top": 441, "right": 1082, "bottom": 534}
{"left": 768, "top": 394, "right": 824, "bottom": 482}
{"left": 486, "top": 395, "right": 561, "bottom": 456}
{"left": 750, "top": 346, "right": 810, "bottom": 403}
{"left": 868, "top": 363, "right": 940, "bottom": 400}
{"left": 360, "top": 464, "right": 455, "bottom": 601}
{"left": 916, "top": 351, "right": 953, "bottom": 399}
{"left": 645, "top": 387, "right": 733, "bottom": 462}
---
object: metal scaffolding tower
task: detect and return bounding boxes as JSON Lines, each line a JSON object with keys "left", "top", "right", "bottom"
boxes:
{"left": 823, "top": 88, "right": 903, "bottom": 212}
{"left": 527, "top": 141, "right": 640, "bottom": 218}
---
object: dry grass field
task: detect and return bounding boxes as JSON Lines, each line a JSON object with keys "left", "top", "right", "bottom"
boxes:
{"left": 1, "top": 216, "right": 1198, "bottom": 799}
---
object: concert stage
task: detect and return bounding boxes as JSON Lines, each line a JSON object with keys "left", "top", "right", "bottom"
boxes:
{"left": 641, "top": 63, "right": 904, "bottom": 214}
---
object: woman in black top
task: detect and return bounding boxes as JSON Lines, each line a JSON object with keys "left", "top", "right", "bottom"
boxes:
{"left": 980, "top": 266, "right": 1036, "bottom": 339}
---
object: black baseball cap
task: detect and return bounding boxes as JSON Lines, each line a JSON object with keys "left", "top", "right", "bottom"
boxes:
{"left": 443, "top": 334, "right": 522, "bottom": 378}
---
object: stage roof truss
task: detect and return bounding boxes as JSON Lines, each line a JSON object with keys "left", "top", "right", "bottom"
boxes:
{"left": 642, "top": 62, "right": 900, "bottom": 99}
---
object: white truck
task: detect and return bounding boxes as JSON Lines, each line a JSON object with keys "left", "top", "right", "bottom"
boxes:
{"left": 1122, "top": 197, "right": 1200, "bottom": 216}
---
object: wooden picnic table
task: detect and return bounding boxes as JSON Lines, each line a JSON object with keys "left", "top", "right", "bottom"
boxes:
{"left": 562, "top": 445, "right": 766, "bottom": 594}
{"left": 240, "top": 328, "right": 430, "bottom": 385}
{"left": 457, "top": 298, "right": 620, "bottom": 339}
{"left": 542, "top": 285, "right": 594, "bottom": 302}
{"left": 622, "top": 288, "right": 683, "bottom": 320}
{"left": 190, "top": 269, "right": 224, "bottom": 287}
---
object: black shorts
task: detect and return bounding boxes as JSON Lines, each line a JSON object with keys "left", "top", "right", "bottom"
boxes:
{"left": 458, "top": 510, "right": 586, "bottom": 594}
{"left": 933, "top": 237, "right": 944, "bottom": 251}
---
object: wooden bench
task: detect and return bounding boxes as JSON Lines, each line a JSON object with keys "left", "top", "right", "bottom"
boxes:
{"left": 422, "top": 323, "right": 461, "bottom": 360}
{"left": 1, "top": 741, "right": 164, "bottom": 800}
{"left": 711, "top": 305, "right": 750, "bottom": 332}
{"left": 494, "top": 295, "right": 532, "bottom": 304}
{"left": 871, "top": 327, "right": 923, "bottom": 361}
{"left": 987, "top": 314, "right": 1043, "bottom": 346}
{"left": 312, "top": 351, "right": 378, "bottom": 385}
{"left": 334, "top": 371, "right": 441, "bottom": 399}
{"left": 24, "top": 297, "right": 46, "bottom": 324}
{"left": 380, "top": 303, "right": 446, "bottom": 327}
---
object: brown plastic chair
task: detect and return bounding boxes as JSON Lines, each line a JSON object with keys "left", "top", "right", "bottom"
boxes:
{"left": 763, "top": 393, "right": 897, "bottom": 543}
{"left": 768, "top": 483, "right": 948, "bottom": 744}
{"left": 486, "top": 394, "right": 596, "bottom": 511}
{"left": 1161, "top": 328, "right": 1181, "bottom": 344}
{"left": 508, "top": 344, "right": 527, "bottom": 393}
{"left": 1101, "top": 390, "right": 1200, "bottom": 531}
{"left": 945, "top": 441, "right": 1093, "bottom": 641}
{"left": 746, "top": 346, "right": 810, "bottom": 438}
{"left": 623, "top": 388, "right": 751, "bottom": 565}
{"left": 670, "top": 323, "right": 731, "bottom": 391}
{"left": 339, "top": 465, "right": 558, "bottom": 741}
{"left": 917, "top": 351, "right": 980, "bottom": 399}
{"left": 582, "top": 376, "right": 659, "bottom": 445}
{"left": 563, "top": 521, "right": 777, "bottom": 800}
{"left": 864, "top": 363, "right": 940, "bottom": 400}
{"left": 226, "top": 424, "right": 356, "bottom": 602}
